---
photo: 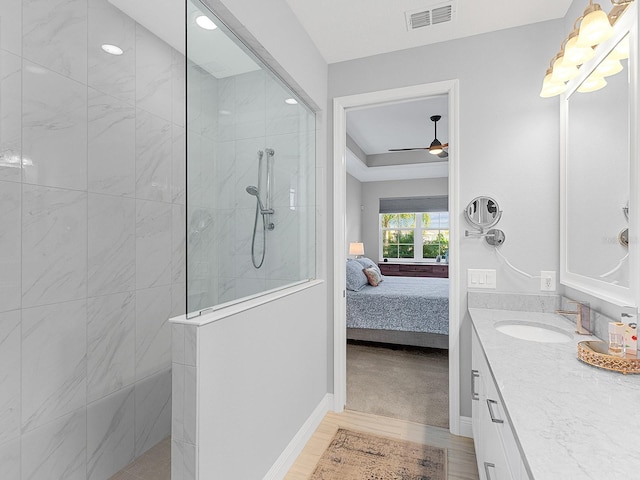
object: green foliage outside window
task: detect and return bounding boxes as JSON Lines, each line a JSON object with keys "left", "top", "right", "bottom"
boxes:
{"left": 381, "top": 211, "right": 449, "bottom": 260}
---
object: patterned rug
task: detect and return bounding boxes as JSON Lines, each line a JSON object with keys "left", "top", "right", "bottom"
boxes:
{"left": 310, "top": 428, "right": 447, "bottom": 480}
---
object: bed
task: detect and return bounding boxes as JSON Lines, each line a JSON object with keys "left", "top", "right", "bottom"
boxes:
{"left": 346, "top": 275, "right": 449, "bottom": 349}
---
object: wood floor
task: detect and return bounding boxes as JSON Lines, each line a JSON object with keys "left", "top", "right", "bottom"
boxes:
{"left": 285, "top": 409, "right": 480, "bottom": 480}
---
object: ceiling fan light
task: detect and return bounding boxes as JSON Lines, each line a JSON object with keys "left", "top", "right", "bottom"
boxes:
{"left": 429, "top": 140, "right": 443, "bottom": 155}
{"left": 551, "top": 54, "right": 580, "bottom": 82}
{"left": 563, "top": 31, "right": 595, "bottom": 65}
{"left": 593, "top": 57, "right": 624, "bottom": 77}
{"left": 577, "top": 74, "right": 607, "bottom": 93}
{"left": 576, "top": 3, "right": 614, "bottom": 47}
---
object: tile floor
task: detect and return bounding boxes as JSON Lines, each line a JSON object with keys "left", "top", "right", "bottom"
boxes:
{"left": 109, "top": 437, "right": 171, "bottom": 480}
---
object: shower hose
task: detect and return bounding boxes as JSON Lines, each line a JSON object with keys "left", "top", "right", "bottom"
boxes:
{"left": 250, "top": 199, "right": 267, "bottom": 269}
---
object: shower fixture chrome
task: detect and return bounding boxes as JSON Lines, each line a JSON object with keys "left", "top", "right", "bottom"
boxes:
{"left": 245, "top": 185, "right": 273, "bottom": 214}
{"left": 246, "top": 149, "right": 276, "bottom": 268}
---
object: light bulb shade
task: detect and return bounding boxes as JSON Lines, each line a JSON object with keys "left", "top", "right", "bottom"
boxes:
{"left": 429, "top": 139, "right": 443, "bottom": 155}
{"left": 551, "top": 55, "right": 580, "bottom": 82}
{"left": 609, "top": 37, "right": 630, "bottom": 60}
{"left": 593, "top": 57, "right": 623, "bottom": 77}
{"left": 577, "top": 6, "right": 614, "bottom": 47}
{"left": 349, "top": 242, "right": 365, "bottom": 256}
{"left": 577, "top": 75, "right": 607, "bottom": 93}
{"left": 563, "top": 33, "right": 595, "bottom": 66}
{"left": 540, "top": 72, "right": 567, "bottom": 98}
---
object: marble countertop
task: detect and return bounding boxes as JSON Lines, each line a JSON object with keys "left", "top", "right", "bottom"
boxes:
{"left": 468, "top": 308, "right": 640, "bottom": 480}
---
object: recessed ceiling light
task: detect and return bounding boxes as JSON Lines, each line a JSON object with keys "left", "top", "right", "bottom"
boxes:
{"left": 196, "top": 15, "right": 217, "bottom": 30}
{"left": 284, "top": 98, "right": 298, "bottom": 105}
{"left": 219, "top": 110, "right": 232, "bottom": 116}
{"left": 101, "top": 44, "right": 123, "bottom": 56}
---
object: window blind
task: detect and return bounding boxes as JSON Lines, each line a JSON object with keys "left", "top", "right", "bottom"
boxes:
{"left": 379, "top": 195, "right": 448, "bottom": 214}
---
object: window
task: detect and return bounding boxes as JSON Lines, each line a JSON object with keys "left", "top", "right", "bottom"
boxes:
{"left": 380, "top": 212, "right": 449, "bottom": 262}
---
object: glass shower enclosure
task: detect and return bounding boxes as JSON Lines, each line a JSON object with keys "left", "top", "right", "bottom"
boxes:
{"left": 186, "top": 0, "right": 316, "bottom": 317}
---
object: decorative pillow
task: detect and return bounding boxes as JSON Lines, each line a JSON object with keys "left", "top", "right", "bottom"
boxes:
{"left": 346, "top": 259, "right": 369, "bottom": 291}
{"left": 363, "top": 267, "right": 383, "bottom": 286}
{"left": 355, "top": 257, "right": 381, "bottom": 275}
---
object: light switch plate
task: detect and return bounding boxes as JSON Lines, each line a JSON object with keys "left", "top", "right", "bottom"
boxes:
{"left": 467, "top": 269, "right": 497, "bottom": 289}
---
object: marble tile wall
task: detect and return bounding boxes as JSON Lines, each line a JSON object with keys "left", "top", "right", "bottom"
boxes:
{"left": 186, "top": 64, "right": 316, "bottom": 314}
{"left": 0, "top": 0, "right": 185, "bottom": 479}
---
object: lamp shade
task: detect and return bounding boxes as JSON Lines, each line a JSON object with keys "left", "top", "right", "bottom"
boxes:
{"left": 349, "top": 242, "right": 365, "bottom": 256}
{"left": 551, "top": 54, "right": 580, "bottom": 82}
{"left": 609, "top": 36, "right": 630, "bottom": 60}
{"left": 563, "top": 31, "right": 595, "bottom": 66}
{"left": 540, "top": 69, "right": 567, "bottom": 98}
{"left": 577, "top": 75, "right": 607, "bottom": 93}
{"left": 593, "top": 57, "right": 623, "bottom": 77}
{"left": 576, "top": 3, "right": 614, "bottom": 48}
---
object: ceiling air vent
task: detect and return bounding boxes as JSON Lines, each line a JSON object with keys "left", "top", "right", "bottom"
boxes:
{"left": 405, "top": 1, "right": 456, "bottom": 31}
{"left": 409, "top": 10, "right": 431, "bottom": 29}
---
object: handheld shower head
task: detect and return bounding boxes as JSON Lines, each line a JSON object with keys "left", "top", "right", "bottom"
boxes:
{"left": 246, "top": 185, "right": 272, "bottom": 214}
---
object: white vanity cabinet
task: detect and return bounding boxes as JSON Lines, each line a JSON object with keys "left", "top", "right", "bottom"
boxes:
{"left": 472, "top": 329, "right": 530, "bottom": 480}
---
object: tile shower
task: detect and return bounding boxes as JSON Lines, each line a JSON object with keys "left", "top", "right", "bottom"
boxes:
{"left": 0, "top": 0, "right": 185, "bottom": 479}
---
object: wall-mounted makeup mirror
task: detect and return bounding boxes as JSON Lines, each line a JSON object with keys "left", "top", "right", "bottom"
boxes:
{"left": 561, "top": 2, "right": 638, "bottom": 306}
{"left": 464, "top": 196, "right": 502, "bottom": 231}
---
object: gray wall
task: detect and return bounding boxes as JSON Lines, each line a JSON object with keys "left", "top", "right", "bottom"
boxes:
{"left": 346, "top": 173, "right": 363, "bottom": 252}
{"left": 328, "top": 20, "right": 563, "bottom": 417}
{"left": 361, "top": 178, "right": 448, "bottom": 261}
{"left": 0, "top": 0, "right": 183, "bottom": 478}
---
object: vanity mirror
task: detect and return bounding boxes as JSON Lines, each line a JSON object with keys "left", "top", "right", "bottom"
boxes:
{"left": 561, "top": 2, "right": 638, "bottom": 306}
{"left": 464, "top": 196, "right": 502, "bottom": 231}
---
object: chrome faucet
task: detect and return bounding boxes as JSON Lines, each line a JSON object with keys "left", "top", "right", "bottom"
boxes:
{"left": 556, "top": 300, "right": 591, "bottom": 335}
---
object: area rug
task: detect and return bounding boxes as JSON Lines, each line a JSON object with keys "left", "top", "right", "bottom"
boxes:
{"left": 347, "top": 342, "right": 449, "bottom": 429}
{"left": 310, "top": 428, "right": 447, "bottom": 480}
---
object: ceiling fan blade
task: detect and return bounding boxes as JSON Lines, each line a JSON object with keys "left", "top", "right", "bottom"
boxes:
{"left": 388, "top": 147, "right": 430, "bottom": 151}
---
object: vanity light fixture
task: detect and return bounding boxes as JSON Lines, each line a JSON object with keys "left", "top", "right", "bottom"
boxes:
{"left": 563, "top": 29, "right": 596, "bottom": 66}
{"left": 609, "top": 35, "right": 630, "bottom": 59}
{"left": 577, "top": 1, "right": 615, "bottom": 47}
{"left": 539, "top": 0, "right": 633, "bottom": 97}
{"left": 551, "top": 51, "right": 580, "bottom": 82}
{"left": 593, "top": 56, "right": 624, "bottom": 76}
{"left": 577, "top": 74, "right": 607, "bottom": 92}
{"left": 101, "top": 44, "right": 123, "bottom": 56}
{"left": 196, "top": 15, "right": 217, "bottom": 30}
{"left": 540, "top": 68, "right": 568, "bottom": 97}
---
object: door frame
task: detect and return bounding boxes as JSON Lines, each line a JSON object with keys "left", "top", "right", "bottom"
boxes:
{"left": 332, "top": 79, "right": 463, "bottom": 435}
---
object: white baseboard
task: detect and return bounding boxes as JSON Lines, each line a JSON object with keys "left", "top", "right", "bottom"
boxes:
{"left": 458, "top": 415, "right": 473, "bottom": 438}
{"left": 263, "top": 393, "right": 333, "bottom": 480}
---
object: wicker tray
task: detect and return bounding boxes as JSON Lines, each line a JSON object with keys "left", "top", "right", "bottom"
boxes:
{"left": 577, "top": 341, "right": 640, "bottom": 374}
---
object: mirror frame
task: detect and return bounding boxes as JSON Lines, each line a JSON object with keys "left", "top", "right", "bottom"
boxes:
{"left": 560, "top": 2, "right": 639, "bottom": 306}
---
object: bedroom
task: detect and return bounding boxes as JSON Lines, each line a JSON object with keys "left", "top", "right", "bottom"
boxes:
{"left": 344, "top": 96, "right": 451, "bottom": 428}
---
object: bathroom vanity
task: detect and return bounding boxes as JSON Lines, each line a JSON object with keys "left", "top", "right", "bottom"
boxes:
{"left": 469, "top": 306, "right": 640, "bottom": 479}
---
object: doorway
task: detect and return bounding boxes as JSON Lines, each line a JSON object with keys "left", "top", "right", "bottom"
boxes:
{"left": 332, "top": 80, "right": 463, "bottom": 435}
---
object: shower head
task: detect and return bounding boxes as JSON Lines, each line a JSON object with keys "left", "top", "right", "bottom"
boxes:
{"left": 246, "top": 185, "right": 272, "bottom": 214}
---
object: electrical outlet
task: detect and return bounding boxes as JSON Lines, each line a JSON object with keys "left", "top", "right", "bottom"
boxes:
{"left": 540, "top": 271, "right": 556, "bottom": 291}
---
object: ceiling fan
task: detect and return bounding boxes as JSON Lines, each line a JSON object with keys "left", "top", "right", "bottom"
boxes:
{"left": 388, "top": 114, "right": 449, "bottom": 158}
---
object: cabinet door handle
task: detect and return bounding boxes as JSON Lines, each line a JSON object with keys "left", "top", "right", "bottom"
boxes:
{"left": 471, "top": 369, "right": 480, "bottom": 400}
{"left": 484, "top": 462, "right": 496, "bottom": 480}
{"left": 486, "top": 399, "right": 504, "bottom": 424}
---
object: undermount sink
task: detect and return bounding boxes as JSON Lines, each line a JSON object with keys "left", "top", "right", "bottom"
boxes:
{"left": 495, "top": 320, "right": 573, "bottom": 343}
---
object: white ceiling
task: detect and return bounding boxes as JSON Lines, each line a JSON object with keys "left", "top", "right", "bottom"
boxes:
{"left": 283, "top": 0, "right": 573, "bottom": 64}
{"left": 347, "top": 96, "right": 448, "bottom": 155}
